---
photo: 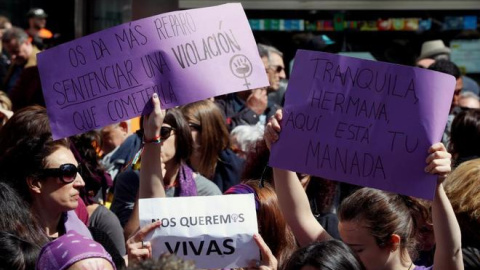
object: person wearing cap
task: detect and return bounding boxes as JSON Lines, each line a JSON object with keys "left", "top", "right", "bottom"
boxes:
{"left": 416, "top": 39, "right": 479, "bottom": 96}
{"left": 36, "top": 230, "right": 116, "bottom": 270}
{"left": 26, "top": 8, "right": 53, "bottom": 49}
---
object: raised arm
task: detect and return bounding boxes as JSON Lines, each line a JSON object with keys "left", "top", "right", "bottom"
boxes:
{"left": 425, "top": 143, "right": 463, "bottom": 270}
{"left": 140, "top": 93, "right": 166, "bottom": 199}
{"left": 124, "top": 93, "right": 166, "bottom": 238}
{"left": 265, "top": 110, "right": 331, "bottom": 246}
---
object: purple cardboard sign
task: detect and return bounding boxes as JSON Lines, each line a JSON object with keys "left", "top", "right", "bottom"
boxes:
{"left": 37, "top": 3, "right": 269, "bottom": 140}
{"left": 269, "top": 50, "right": 455, "bottom": 199}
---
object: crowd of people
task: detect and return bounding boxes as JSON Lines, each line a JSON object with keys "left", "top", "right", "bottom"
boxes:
{"left": 0, "top": 6, "right": 479, "bottom": 270}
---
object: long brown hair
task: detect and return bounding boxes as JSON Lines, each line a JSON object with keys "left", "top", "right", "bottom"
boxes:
{"left": 245, "top": 180, "right": 297, "bottom": 269}
{"left": 180, "top": 100, "right": 229, "bottom": 178}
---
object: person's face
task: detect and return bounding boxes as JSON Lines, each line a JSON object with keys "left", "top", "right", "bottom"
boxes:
{"left": 67, "top": 257, "right": 114, "bottom": 270}
{"left": 262, "top": 52, "right": 286, "bottom": 91}
{"left": 160, "top": 124, "right": 176, "bottom": 165}
{"left": 39, "top": 146, "right": 85, "bottom": 213}
{"left": 339, "top": 221, "right": 392, "bottom": 270}
{"left": 30, "top": 17, "right": 46, "bottom": 29}
{"left": 2, "top": 38, "right": 32, "bottom": 66}
{"left": 101, "top": 124, "right": 127, "bottom": 154}
{"left": 452, "top": 77, "right": 463, "bottom": 109}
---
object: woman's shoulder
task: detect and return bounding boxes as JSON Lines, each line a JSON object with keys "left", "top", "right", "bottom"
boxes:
{"left": 194, "top": 173, "right": 222, "bottom": 196}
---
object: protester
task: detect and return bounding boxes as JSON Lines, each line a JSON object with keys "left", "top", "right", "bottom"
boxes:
{"left": 257, "top": 43, "right": 287, "bottom": 107}
{"left": 283, "top": 240, "right": 365, "bottom": 270}
{"left": 69, "top": 131, "right": 126, "bottom": 256}
{"left": 225, "top": 180, "right": 297, "bottom": 269}
{"left": 101, "top": 120, "right": 141, "bottom": 181}
{"left": 443, "top": 159, "right": 480, "bottom": 270}
{"left": 0, "top": 105, "right": 125, "bottom": 268}
{"left": 448, "top": 109, "right": 480, "bottom": 167}
{"left": 1, "top": 27, "right": 43, "bottom": 110}
{"left": 36, "top": 230, "right": 116, "bottom": 270}
{"left": 25, "top": 8, "right": 53, "bottom": 50}
{"left": 265, "top": 109, "right": 463, "bottom": 270}
{"left": 230, "top": 123, "right": 265, "bottom": 159}
{"left": 180, "top": 99, "right": 244, "bottom": 192}
{"left": 0, "top": 15, "right": 12, "bottom": 83}
{"left": 119, "top": 105, "right": 221, "bottom": 237}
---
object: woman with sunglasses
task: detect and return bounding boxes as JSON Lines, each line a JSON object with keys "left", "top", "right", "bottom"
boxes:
{"left": 0, "top": 106, "right": 127, "bottom": 268}
{"left": 0, "top": 106, "right": 91, "bottom": 239}
{"left": 120, "top": 100, "right": 221, "bottom": 241}
{"left": 180, "top": 99, "right": 244, "bottom": 192}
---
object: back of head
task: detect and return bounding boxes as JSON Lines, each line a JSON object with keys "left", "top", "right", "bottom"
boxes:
{"left": 428, "top": 59, "right": 461, "bottom": 79}
{"left": 225, "top": 180, "right": 296, "bottom": 267}
{"left": 0, "top": 106, "right": 68, "bottom": 202}
{"left": 0, "top": 232, "right": 41, "bottom": 270}
{"left": 449, "top": 109, "right": 480, "bottom": 162}
{"left": 283, "top": 240, "right": 365, "bottom": 270}
{"left": 127, "top": 254, "right": 195, "bottom": 270}
{"left": 444, "top": 158, "right": 480, "bottom": 244}
{"left": 180, "top": 100, "right": 229, "bottom": 177}
{"left": 338, "top": 188, "right": 425, "bottom": 258}
{"left": 36, "top": 230, "right": 115, "bottom": 270}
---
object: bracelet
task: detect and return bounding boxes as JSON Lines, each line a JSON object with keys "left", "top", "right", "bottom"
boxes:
{"left": 144, "top": 135, "right": 162, "bottom": 144}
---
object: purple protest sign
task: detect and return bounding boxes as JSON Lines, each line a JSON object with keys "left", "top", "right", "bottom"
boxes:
{"left": 269, "top": 50, "right": 455, "bottom": 199}
{"left": 37, "top": 3, "right": 269, "bottom": 140}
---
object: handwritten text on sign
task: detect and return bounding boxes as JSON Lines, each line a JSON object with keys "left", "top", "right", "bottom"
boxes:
{"left": 37, "top": 3, "right": 269, "bottom": 139}
{"left": 269, "top": 50, "right": 455, "bottom": 199}
{"left": 139, "top": 194, "right": 259, "bottom": 269}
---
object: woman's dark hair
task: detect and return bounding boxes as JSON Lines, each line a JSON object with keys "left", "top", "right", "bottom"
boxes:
{"left": 0, "top": 232, "right": 41, "bottom": 270}
{"left": 283, "top": 240, "right": 365, "bottom": 270}
{"left": 0, "top": 182, "right": 49, "bottom": 246}
{"left": 449, "top": 109, "right": 480, "bottom": 165}
{"left": 164, "top": 108, "right": 193, "bottom": 163}
{"left": 0, "top": 106, "right": 69, "bottom": 203}
{"left": 339, "top": 188, "right": 427, "bottom": 260}
{"left": 69, "top": 130, "right": 112, "bottom": 205}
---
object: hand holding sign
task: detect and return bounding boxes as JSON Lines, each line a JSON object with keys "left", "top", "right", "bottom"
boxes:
{"left": 127, "top": 221, "right": 162, "bottom": 263}
{"left": 247, "top": 234, "right": 278, "bottom": 270}
{"left": 142, "top": 93, "right": 165, "bottom": 141}
{"left": 425, "top": 142, "right": 452, "bottom": 183}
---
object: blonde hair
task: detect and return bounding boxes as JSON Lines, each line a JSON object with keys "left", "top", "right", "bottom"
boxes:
{"left": 444, "top": 158, "right": 480, "bottom": 222}
{"left": 0, "top": 91, "right": 12, "bottom": 110}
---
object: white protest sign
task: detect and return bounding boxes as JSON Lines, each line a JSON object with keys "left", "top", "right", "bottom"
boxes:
{"left": 139, "top": 194, "right": 259, "bottom": 269}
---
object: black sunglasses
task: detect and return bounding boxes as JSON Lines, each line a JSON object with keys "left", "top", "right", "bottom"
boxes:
{"left": 188, "top": 123, "right": 202, "bottom": 131}
{"left": 160, "top": 126, "right": 175, "bottom": 140}
{"left": 40, "top": 163, "right": 80, "bottom": 183}
{"left": 269, "top": 65, "right": 285, "bottom": 73}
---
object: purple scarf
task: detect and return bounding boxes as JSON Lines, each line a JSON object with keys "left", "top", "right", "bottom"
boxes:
{"left": 176, "top": 163, "right": 197, "bottom": 196}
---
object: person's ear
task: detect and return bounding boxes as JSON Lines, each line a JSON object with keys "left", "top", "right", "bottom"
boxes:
{"left": 26, "top": 176, "right": 42, "bottom": 194}
{"left": 390, "top": 234, "right": 401, "bottom": 252}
